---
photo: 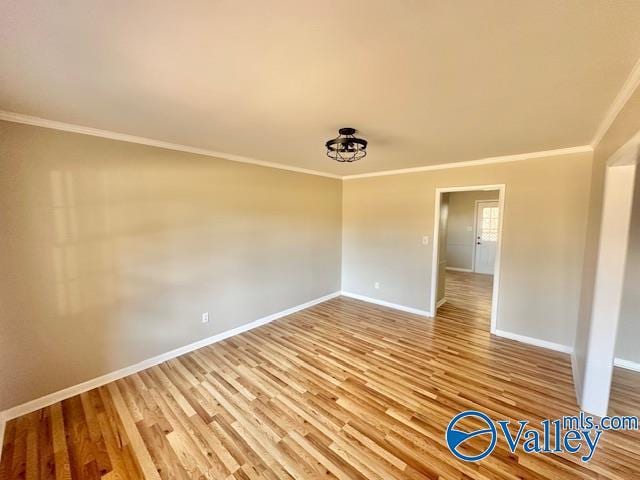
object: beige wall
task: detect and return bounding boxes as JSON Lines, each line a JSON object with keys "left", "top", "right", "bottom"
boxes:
{"left": 445, "top": 190, "right": 500, "bottom": 271}
{"left": 615, "top": 165, "right": 640, "bottom": 363}
{"left": 574, "top": 85, "right": 640, "bottom": 396}
{"left": 0, "top": 121, "right": 342, "bottom": 411}
{"left": 342, "top": 152, "right": 592, "bottom": 345}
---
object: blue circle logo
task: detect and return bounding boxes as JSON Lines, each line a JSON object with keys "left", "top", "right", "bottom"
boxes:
{"left": 445, "top": 410, "right": 497, "bottom": 462}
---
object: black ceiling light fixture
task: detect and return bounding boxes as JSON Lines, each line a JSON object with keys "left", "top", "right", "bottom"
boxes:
{"left": 326, "top": 127, "right": 368, "bottom": 162}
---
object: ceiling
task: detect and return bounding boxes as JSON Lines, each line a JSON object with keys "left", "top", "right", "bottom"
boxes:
{"left": 2, "top": 1, "right": 640, "bottom": 176}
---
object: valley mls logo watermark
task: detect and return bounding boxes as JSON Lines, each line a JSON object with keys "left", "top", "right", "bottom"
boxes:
{"left": 445, "top": 410, "right": 639, "bottom": 463}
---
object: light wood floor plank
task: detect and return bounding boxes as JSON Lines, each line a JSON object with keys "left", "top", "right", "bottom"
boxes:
{"left": 2, "top": 271, "right": 639, "bottom": 479}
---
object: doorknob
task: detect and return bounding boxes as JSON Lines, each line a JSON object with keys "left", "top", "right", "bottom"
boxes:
{"left": 477, "top": 242, "right": 481, "bottom": 245}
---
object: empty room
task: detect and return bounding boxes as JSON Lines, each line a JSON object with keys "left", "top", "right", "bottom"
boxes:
{"left": 1, "top": 2, "right": 640, "bottom": 479}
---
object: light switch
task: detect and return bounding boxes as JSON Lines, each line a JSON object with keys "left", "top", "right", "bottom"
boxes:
{"left": 422, "top": 236, "right": 429, "bottom": 245}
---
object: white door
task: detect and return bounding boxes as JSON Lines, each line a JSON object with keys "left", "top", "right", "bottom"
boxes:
{"left": 474, "top": 201, "right": 499, "bottom": 274}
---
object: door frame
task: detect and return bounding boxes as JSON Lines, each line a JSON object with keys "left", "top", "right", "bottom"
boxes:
{"left": 430, "top": 184, "right": 506, "bottom": 333}
{"left": 473, "top": 199, "right": 500, "bottom": 273}
{"left": 577, "top": 133, "right": 639, "bottom": 417}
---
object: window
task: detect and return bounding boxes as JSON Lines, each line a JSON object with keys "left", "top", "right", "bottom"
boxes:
{"left": 481, "top": 207, "right": 499, "bottom": 242}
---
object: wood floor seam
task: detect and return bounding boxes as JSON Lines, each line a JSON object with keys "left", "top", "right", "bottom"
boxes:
{"left": 1, "top": 272, "right": 638, "bottom": 479}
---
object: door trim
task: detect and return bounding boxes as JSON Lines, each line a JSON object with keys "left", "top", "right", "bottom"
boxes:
{"left": 580, "top": 163, "right": 636, "bottom": 416}
{"left": 575, "top": 131, "right": 640, "bottom": 416}
{"left": 430, "top": 184, "right": 506, "bottom": 333}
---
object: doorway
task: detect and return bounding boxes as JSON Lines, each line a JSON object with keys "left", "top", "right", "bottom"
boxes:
{"left": 576, "top": 135, "right": 639, "bottom": 417}
{"left": 430, "top": 185, "right": 505, "bottom": 332}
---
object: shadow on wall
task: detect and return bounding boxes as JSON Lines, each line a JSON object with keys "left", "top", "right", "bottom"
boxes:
{"left": 0, "top": 122, "right": 342, "bottom": 411}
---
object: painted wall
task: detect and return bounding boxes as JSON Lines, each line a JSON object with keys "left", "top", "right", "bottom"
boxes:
{"left": 445, "top": 190, "right": 500, "bottom": 271}
{"left": 0, "top": 121, "right": 342, "bottom": 411}
{"left": 574, "top": 84, "right": 640, "bottom": 400}
{"left": 342, "top": 152, "right": 592, "bottom": 346}
{"left": 615, "top": 165, "right": 640, "bottom": 364}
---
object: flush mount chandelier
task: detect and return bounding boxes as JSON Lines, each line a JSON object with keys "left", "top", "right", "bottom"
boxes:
{"left": 325, "top": 127, "right": 368, "bottom": 162}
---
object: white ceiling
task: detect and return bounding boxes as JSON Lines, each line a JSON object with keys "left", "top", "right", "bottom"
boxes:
{"left": 2, "top": 1, "right": 640, "bottom": 176}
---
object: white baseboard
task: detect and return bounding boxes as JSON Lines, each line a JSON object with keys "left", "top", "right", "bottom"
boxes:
{"left": 340, "top": 291, "right": 432, "bottom": 317}
{"left": 614, "top": 357, "right": 640, "bottom": 372}
{"left": 0, "top": 291, "right": 341, "bottom": 423}
{"left": 436, "top": 298, "right": 447, "bottom": 309}
{"left": 446, "top": 267, "right": 473, "bottom": 272}
{"left": 493, "top": 329, "right": 573, "bottom": 354}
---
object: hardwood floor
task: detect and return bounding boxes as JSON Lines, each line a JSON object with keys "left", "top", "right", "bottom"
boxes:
{"left": 609, "top": 367, "right": 640, "bottom": 418}
{"left": 2, "top": 293, "right": 639, "bottom": 479}
{"left": 438, "top": 271, "right": 493, "bottom": 329}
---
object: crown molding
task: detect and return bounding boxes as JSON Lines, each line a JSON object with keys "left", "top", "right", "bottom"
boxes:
{"left": 1, "top": 111, "right": 594, "bottom": 181}
{"left": 342, "top": 145, "right": 593, "bottom": 180}
{"left": 591, "top": 56, "right": 640, "bottom": 148}
{"left": 0, "top": 111, "right": 342, "bottom": 179}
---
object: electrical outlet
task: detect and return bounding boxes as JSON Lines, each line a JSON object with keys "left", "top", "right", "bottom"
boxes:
{"left": 202, "top": 312, "right": 209, "bottom": 323}
{"left": 374, "top": 282, "right": 380, "bottom": 289}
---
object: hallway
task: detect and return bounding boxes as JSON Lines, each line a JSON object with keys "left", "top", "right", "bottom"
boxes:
{"left": 437, "top": 270, "right": 493, "bottom": 329}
